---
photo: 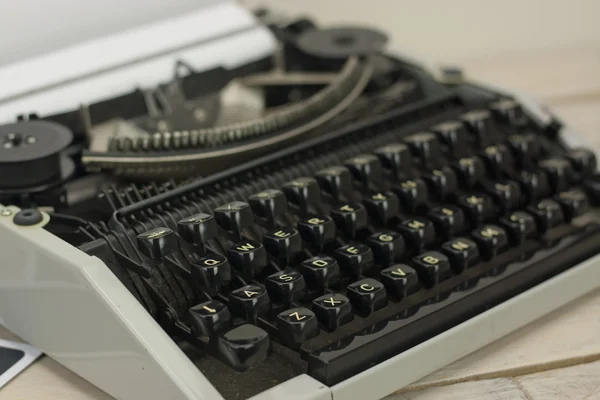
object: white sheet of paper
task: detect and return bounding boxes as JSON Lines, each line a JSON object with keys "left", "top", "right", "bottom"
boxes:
{"left": 0, "top": 339, "right": 42, "bottom": 389}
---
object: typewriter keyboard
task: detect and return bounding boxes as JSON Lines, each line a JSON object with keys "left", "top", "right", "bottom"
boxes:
{"left": 80, "top": 94, "right": 600, "bottom": 393}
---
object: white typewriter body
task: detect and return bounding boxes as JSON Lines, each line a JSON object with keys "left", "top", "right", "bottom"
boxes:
{"left": 0, "top": 2, "right": 598, "bottom": 399}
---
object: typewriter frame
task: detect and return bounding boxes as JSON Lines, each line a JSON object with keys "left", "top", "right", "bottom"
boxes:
{"left": 0, "top": 79, "right": 598, "bottom": 400}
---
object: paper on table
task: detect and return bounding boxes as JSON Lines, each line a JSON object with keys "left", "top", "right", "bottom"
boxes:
{"left": 0, "top": 339, "right": 42, "bottom": 389}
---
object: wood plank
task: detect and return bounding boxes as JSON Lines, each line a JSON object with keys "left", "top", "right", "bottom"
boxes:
{"left": 389, "top": 360, "right": 600, "bottom": 399}
{"left": 400, "top": 289, "right": 600, "bottom": 391}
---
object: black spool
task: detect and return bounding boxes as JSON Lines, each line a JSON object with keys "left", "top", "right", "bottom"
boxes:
{"left": 0, "top": 121, "right": 74, "bottom": 195}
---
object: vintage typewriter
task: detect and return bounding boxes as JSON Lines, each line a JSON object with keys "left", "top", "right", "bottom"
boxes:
{"left": 1, "top": 2, "right": 599, "bottom": 400}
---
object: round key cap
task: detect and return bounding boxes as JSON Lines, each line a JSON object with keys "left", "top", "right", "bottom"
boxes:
{"left": 177, "top": 213, "right": 218, "bottom": 246}
{"left": 347, "top": 278, "right": 387, "bottom": 317}
{"left": 266, "top": 269, "right": 307, "bottom": 305}
{"left": 393, "top": 178, "right": 429, "bottom": 213}
{"left": 315, "top": 166, "right": 353, "bottom": 201}
{"left": 367, "top": 231, "right": 405, "bottom": 267}
{"left": 300, "top": 256, "right": 341, "bottom": 289}
{"left": 249, "top": 189, "right": 288, "bottom": 226}
{"left": 297, "top": 215, "right": 336, "bottom": 250}
{"left": 427, "top": 205, "right": 465, "bottom": 239}
{"left": 137, "top": 227, "right": 178, "bottom": 259}
{"left": 263, "top": 227, "right": 302, "bottom": 264}
{"left": 471, "top": 225, "right": 509, "bottom": 260}
{"left": 277, "top": 308, "right": 319, "bottom": 345}
{"left": 481, "top": 144, "right": 514, "bottom": 178}
{"left": 283, "top": 177, "right": 321, "bottom": 214}
{"left": 404, "top": 132, "right": 441, "bottom": 165}
{"left": 373, "top": 143, "right": 413, "bottom": 178}
{"left": 566, "top": 149, "right": 597, "bottom": 178}
{"left": 229, "top": 284, "right": 271, "bottom": 322}
{"left": 460, "top": 109, "right": 500, "bottom": 147}
{"left": 430, "top": 120, "right": 470, "bottom": 158}
{"left": 190, "top": 253, "right": 231, "bottom": 291}
{"left": 538, "top": 157, "right": 575, "bottom": 193}
{"left": 454, "top": 156, "right": 486, "bottom": 188}
{"left": 330, "top": 202, "right": 368, "bottom": 238}
{"left": 555, "top": 189, "right": 589, "bottom": 221}
{"left": 345, "top": 154, "right": 383, "bottom": 189}
{"left": 227, "top": 240, "right": 267, "bottom": 280}
{"left": 214, "top": 201, "right": 254, "bottom": 236}
{"left": 482, "top": 180, "right": 522, "bottom": 211}
{"left": 499, "top": 211, "right": 537, "bottom": 245}
{"left": 527, "top": 199, "right": 565, "bottom": 233}
{"left": 507, "top": 133, "right": 541, "bottom": 167}
{"left": 412, "top": 251, "right": 452, "bottom": 287}
{"left": 424, "top": 167, "right": 457, "bottom": 200}
{"left": 456, "top": 194, "right": 495, "bottom": 228}
{"left": 490, "top": 98, "right": 525, "bottom": 126}
{"left": 189, "top": 300, "right": 231, "bottom": 337}
{"left": 441, "top": 238, "right": 480, "bottom": 272}
{"left": 363, "top": 191, "right": 400, "bottom": 225}
{"left": 334, "top": 243, "right": 375, "bottom": 276}
{"left": 380, "top": 264, "right": 420, "bottom": 299}
{"left": 312, "top": 293, "right": 354, "bottom": 331}
{"left": 397, "top": 217, "right": 436, "bottom": 253}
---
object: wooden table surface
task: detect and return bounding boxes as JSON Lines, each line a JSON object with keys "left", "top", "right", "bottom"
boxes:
{"left": 1, "top": 45, "right": 599, "bottom": 400}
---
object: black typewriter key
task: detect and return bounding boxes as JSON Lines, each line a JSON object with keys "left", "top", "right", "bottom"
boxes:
{"left": 527, "top": 199, "right": 565, "bottom": 232}
{"left": 227, "top": 240, "right": 267, "bottom": 280}
{"left": 347, "top": 278, "right": 387, "bottom": 317}
{"left": 412, "top": 251, "right": 452, "bottom": 287}
{"left": 398, "top": 217, "right": 435, "bottom": 253}
{"left": 516, "top": 170, "right": 551, "bottom": 201}
{"left": 471, "top": 225, "right": 509, "bottom": 260}
{"left": 283, "top": 177, "right": 321, "bottom": 214}
{"left": 137, "top": 227, "right": 178, "bottom": 259}
{"left": 427, "top": 205, "right": 465, "bottom": 239}
{"left": 367, "top": 231, "right": 405, "bottom": 266}
{"left": 334, "top": 243, "right": 375, "bottom": 276}
{"left": 441, "top": 238, "right": 480, "bottom": 272}
{"left": 345, "top": 154, "right": 383, "bottom": 189}
{"left": 374, "top": 143, "right": 412, "bottom": 178}
{"left": 177, "top": 213, "right": 218, "bottom": 246}
{"left": 218, "top": 324, "right": 270, "bottom": 371}
{"left": 499, "top": 211, "right": 537, "bottom": 245}
{"left": 404, "top": 132, "right": 441, "bottom": 164}
{"left": 457, "top": 194, "right": 494, "bottom": 227}
{"left": 555, "top": 189, "right": 590, "bottom": 221}
{"left": 393, "top": 178, "right": 428, "bottom": 213}
{"left": 276, "top": 308, "right": 319, "bottom": 345}
{"left": 454, "top": 156, "right": 486, "bottom": 188}
{"left": 363, "top": 192, "right": 399, "bottom": 225}
{"left": 460, "top": 109, "right": 500, "bottom": 147}
{"left": 490, "top": 98, "right": 524, "bottom": 126}
{"left": 248, "top": 189, "right": 288, "bottom": 226}
{"left": 423, "top": 167, "right": 457, "bottom": 200}
{"left": 230, "top": 285, "right": 271, "bottom": 322}
{"left": 330, "top": 203, "right": 368, "bottom": 238}
{"left": 431, "top": 120, "right": 470, "bottom": 158}
{"left": 538, "top": 157, "right": 575, "bottom": 193}
{"left": 380, "top": 264, "right": 419, "bottom": 299}
{"left": 566, "top": 149, "right": 597, "bottom": 178}
{"left": 483, "top": 180, "right": 522, "bottom": 211}
{"left": 189, "top": 300, "right": 231, "bottom": 337}
{"left": 508, "top": 133, "right": 541, "bottom": 167}
{"left": 214, "top": 201, "right": 254, "bottom": 237}
{"left": 481, "top": 144, "right": 514, "bottom": 177}
{"left": 266, "top": 269, "right": 307, "bottom": 305}
{"left": 315, "top": 166, "right": 353, "bottom": 201}
{"left": 263, "top": 227, "right": 302, "bottom": 265}
{"left": 312, "top": 293, "right": 354, "bottom": 331}
{"left": 299, "top": 256, "right": 340, "bottom": 288}
{"left": 190, "top": 253, "right": 231, "bottom": 291}
{"left": 297, "top": 215, "right": 336, "bottom": 250}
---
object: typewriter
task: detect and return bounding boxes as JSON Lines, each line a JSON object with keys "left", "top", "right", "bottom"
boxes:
{"left": 1, "top": 2, "right": 599, "bottom": 400}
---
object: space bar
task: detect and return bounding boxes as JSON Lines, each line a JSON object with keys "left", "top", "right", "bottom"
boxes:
{"left": 306, "top": 230, "right": 599, "bottom": 385}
